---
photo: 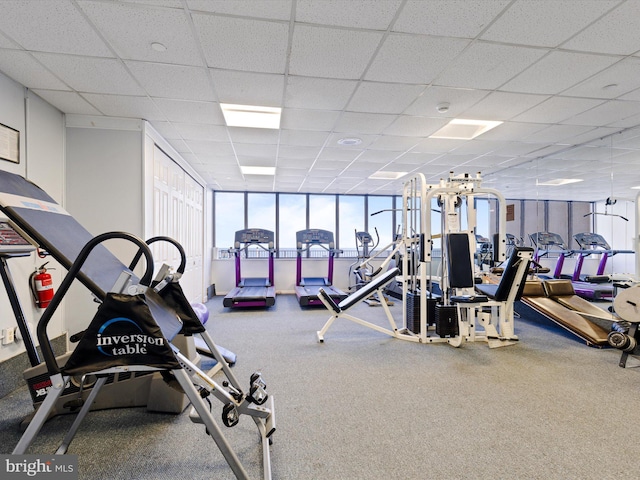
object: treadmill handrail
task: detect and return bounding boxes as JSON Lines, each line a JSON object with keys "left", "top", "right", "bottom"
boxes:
{"left": 37, "top": 231, "right": 154, "bottom": 376}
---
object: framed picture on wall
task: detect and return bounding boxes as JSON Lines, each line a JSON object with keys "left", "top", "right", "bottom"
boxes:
{"left": 0, "top": 123, "right": 19, "bottom": 164}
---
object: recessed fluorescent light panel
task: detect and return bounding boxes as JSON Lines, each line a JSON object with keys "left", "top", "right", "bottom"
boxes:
{"left": 536, "top": 178, "right": 583, "bottom": 186}
{"left": 221, "top": 103, "right": 281, "bottom": 129}
{"left": 368, "top": 171, "right": 407, "bottom": 180}
{"left": 429, "top": 119, "right": 503, "bottom": 140}
{"left": 240, "top": 166, "right": 276, "bottom": 176}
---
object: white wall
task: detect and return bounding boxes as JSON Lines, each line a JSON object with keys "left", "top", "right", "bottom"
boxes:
{"left": 0, "top": 76, "right": 65, "bottom": 362}
{"left": 64, "top": 118, "right": 144, "bottom": 337}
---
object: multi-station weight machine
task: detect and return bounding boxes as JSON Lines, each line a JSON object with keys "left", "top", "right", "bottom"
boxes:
{"left": 317, "top": 172, "right": 533, "bottom": 348}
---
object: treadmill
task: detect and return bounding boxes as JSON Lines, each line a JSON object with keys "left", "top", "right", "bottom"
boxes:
{"left": 530, "top": 231, "right": 613, "bottom": 300}
{"left": 295, "top": 229, "right": 347, "bottom": 307}
{"left": 223, "top": 228, "right": 276, "bottom": 308}
{"left": 572, "top": 232, "right": 634, "bottom": 283}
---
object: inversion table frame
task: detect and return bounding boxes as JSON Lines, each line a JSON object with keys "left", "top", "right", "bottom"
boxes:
{"left": 0, "top": 171, "right": 275, "bottom": 479}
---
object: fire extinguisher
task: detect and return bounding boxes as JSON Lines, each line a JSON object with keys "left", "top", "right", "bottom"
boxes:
{"left": 30, "top": 262, "right": 55, "bottom": 309}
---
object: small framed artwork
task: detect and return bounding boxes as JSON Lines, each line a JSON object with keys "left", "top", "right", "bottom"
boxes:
{"left": 0, "top": 123, "right": 19, "bottom": 164}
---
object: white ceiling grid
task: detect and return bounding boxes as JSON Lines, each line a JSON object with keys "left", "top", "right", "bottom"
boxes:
{"left": 0, "top": 0, "right": 638, "bottom": 201}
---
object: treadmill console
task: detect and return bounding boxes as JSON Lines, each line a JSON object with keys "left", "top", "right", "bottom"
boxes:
{"left": 296, "top": 229, "right": 334, "bottom": 245}
{"left": 234, "top": 228, "right": 274, "bottom": 246}
{"left": 573, "top": 232, "right": 610, "bottom": 250}
{"left": 0, "top": 220, "right": 35, "bottom": 255}
{"left": 530, "top": 232, "right": 566, "bottom": 249}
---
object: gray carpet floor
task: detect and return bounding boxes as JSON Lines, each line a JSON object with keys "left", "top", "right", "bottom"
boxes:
{"left": 2, "top": 294, "right": 640, "bottom": 479}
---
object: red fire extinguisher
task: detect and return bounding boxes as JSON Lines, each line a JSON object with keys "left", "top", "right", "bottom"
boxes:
{"left": 30, "top": 262, "right": 54, "bottom": 309}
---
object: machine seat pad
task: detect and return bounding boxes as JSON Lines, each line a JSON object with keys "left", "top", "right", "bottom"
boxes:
{"left": 543, "top": 279, "right": 575, "bottom": 297}
{"left": 522, "top": 280, "right": 546, "bottom": 297}
{"left": 450, "top": 294, "right": 488, "bottom": 303}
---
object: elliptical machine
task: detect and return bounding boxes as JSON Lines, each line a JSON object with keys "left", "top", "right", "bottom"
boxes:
{"left": 348, "top": 228, "right": 393, "bottom": 307}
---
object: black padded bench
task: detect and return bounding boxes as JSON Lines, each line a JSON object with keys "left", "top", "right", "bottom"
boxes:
{"left": 319, "top": 267, "right": 400, "bottom": 313}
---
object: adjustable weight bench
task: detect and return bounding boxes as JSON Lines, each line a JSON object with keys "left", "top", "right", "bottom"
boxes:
{"left": 316, "top": 267, "right": 400, "bottom": 342}
{"left": 0, "top": 170, "right": 275, "bottom": 480}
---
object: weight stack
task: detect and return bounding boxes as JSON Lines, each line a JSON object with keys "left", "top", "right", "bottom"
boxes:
{"left": 406, "top": 291, "right": 420, "bottom": 333}
{"left": 406, "top": 293, "right": 439, "bottom": 333}
{"left": 435, "top": 304, "right": 458, "bottom": 338}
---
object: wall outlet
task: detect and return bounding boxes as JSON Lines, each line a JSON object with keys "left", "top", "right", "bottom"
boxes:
{"left": 2, "top": 327, "right": 16, "bottom": 345}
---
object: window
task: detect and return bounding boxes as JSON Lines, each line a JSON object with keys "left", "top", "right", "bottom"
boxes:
{"left": 278, "top": 194, "right": 307, "bottom": 257}
{"left": 338, "top": 196, "right": 364, "bottom": 255}
{"left": 214, "top": 192, "right": 244, "bottom": 251}
{"left": 308, "top": 194, "right": 336, "bottom": 233}
{"left": 248, "top": 193, "right": 276, "bottom": 232}
{"left": 367, "top": 196, "right": 394, "bottom": 252}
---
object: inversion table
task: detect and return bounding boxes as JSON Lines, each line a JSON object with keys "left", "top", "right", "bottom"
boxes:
{"left": 0, "top": 170, "right": 275, "bottom": 480}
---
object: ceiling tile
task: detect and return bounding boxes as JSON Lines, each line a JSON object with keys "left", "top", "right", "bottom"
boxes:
{"left": 289, "top": 25, "right": 383, "bottom": 79}
{"left": 333, "top": 112, "right": 397, "bottom": 135}
{"left": 404, "top": 86, "right": 490, "bottom": 117}
{"left": 393, "top": 0, "right": 510, "bottom": 38}
{"left": 281, "top": 109, "right": 340, "bottom": 132}
{"left": 187, "top": 0, "right": 292, "bottom": 20}
{"left": 193, "top": 14, "right": 289, "bottom": 73}
{"left": 461, "top": 91, "right": 549, "bottom": 121}
{"left": 296, "top": 0, "right": 401, "bottom": 29}
{"left": 123, "top": 1, "right": 184, "bottom": 7}
{"left": 435, "top": 42, "right": 548, "bottom": 90}
{"left": 356, "top": 150, "right": 400, "bottom": 163}
{"left": 279, "top": 130, "right": 329, "bottom": 147}
{"left": 147, "top": 121, "right": 181, "bottom": 140}
{"left": 561, "top": 100, "right": 640, "bottom": 127}
{"left": 324, "top": 133, "right": 378, "bottom": 149}
{"left": 0, "top": 50, "right": 69, "bottom": 90}
{"left": 562, "top": 57, "right": 640, "bottom": 99}
{"left": 347, "top": 82, "right": 425, "bottom": 114}
{"left": 383, "top": 116, "right": 448, "bottom": 137}
{"left": 396, "top": 152, "right": 442, "bottom": 165}
{"left": 561, "top": 1, "right": 640, "bottom": 55}
{"left": 33, "top": 53, "right": 145, "bottom": 95}
{"left": 79, "top": 1, "right": 203, "bottom": 66}
{"left": 513, "top": 96, "right": 604, "bottom": 123}
{"left": 365, "top": 34, "right": 470, "bottom": 84}
{"left": 474, "top": 122, "right": 549, "bottom": 142}
{"left": 234, "top": 143, "right": 278, "bottom": 158}
{"left": 0, "top": 32, "right": 18, "bottom": 48}
{"left": 186, "top": 139, "right": 239, "bottom": 155}
{"left": 173, "top": 123, "right": 228, "bottom": 141}
{"left": 152, "top": 98, "right": 224, "bottom": 124}
{"left": 481, "top": 0, "right": 619, "bottom": 47}
{"left": 31, "top": 90, "right": 101, "bottom": 115}
{"left": 228, "top": 127, "right": 280, "bottom": 144}
{"left": 278, "top": 145, "right": 323, "bottom": 160}
{"left": 523, "top": 124, "right": 595, "bottom": 143}
{"left": 502, "top": 51, "right": 620, "bottom": 94}
{"left": 316, "top": 148, "right": 361, "bottom": 163}
{"left": 210, "top": 70, "right": 284, "bottom": 106}
{"left": 189, "top": 143, "right": 236, "bottom": 159}
{"left": 126, "top": 61, "right": 215, "bottom": 101}
{"left": 82, "top": 93, "right": 165, "bottom": 119}
{"left": 0, "top": 0, "right": 113, "bottom": 57}
{"left": 285, "top": 76, "right": 358, "bottom": 110}
{"left": 368, "top": 136, "right": 419, "bottom": 152}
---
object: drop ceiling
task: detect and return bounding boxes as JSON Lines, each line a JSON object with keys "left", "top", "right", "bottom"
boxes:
{"left": 1, "top": 0, "right": 640, "bottom": 202}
